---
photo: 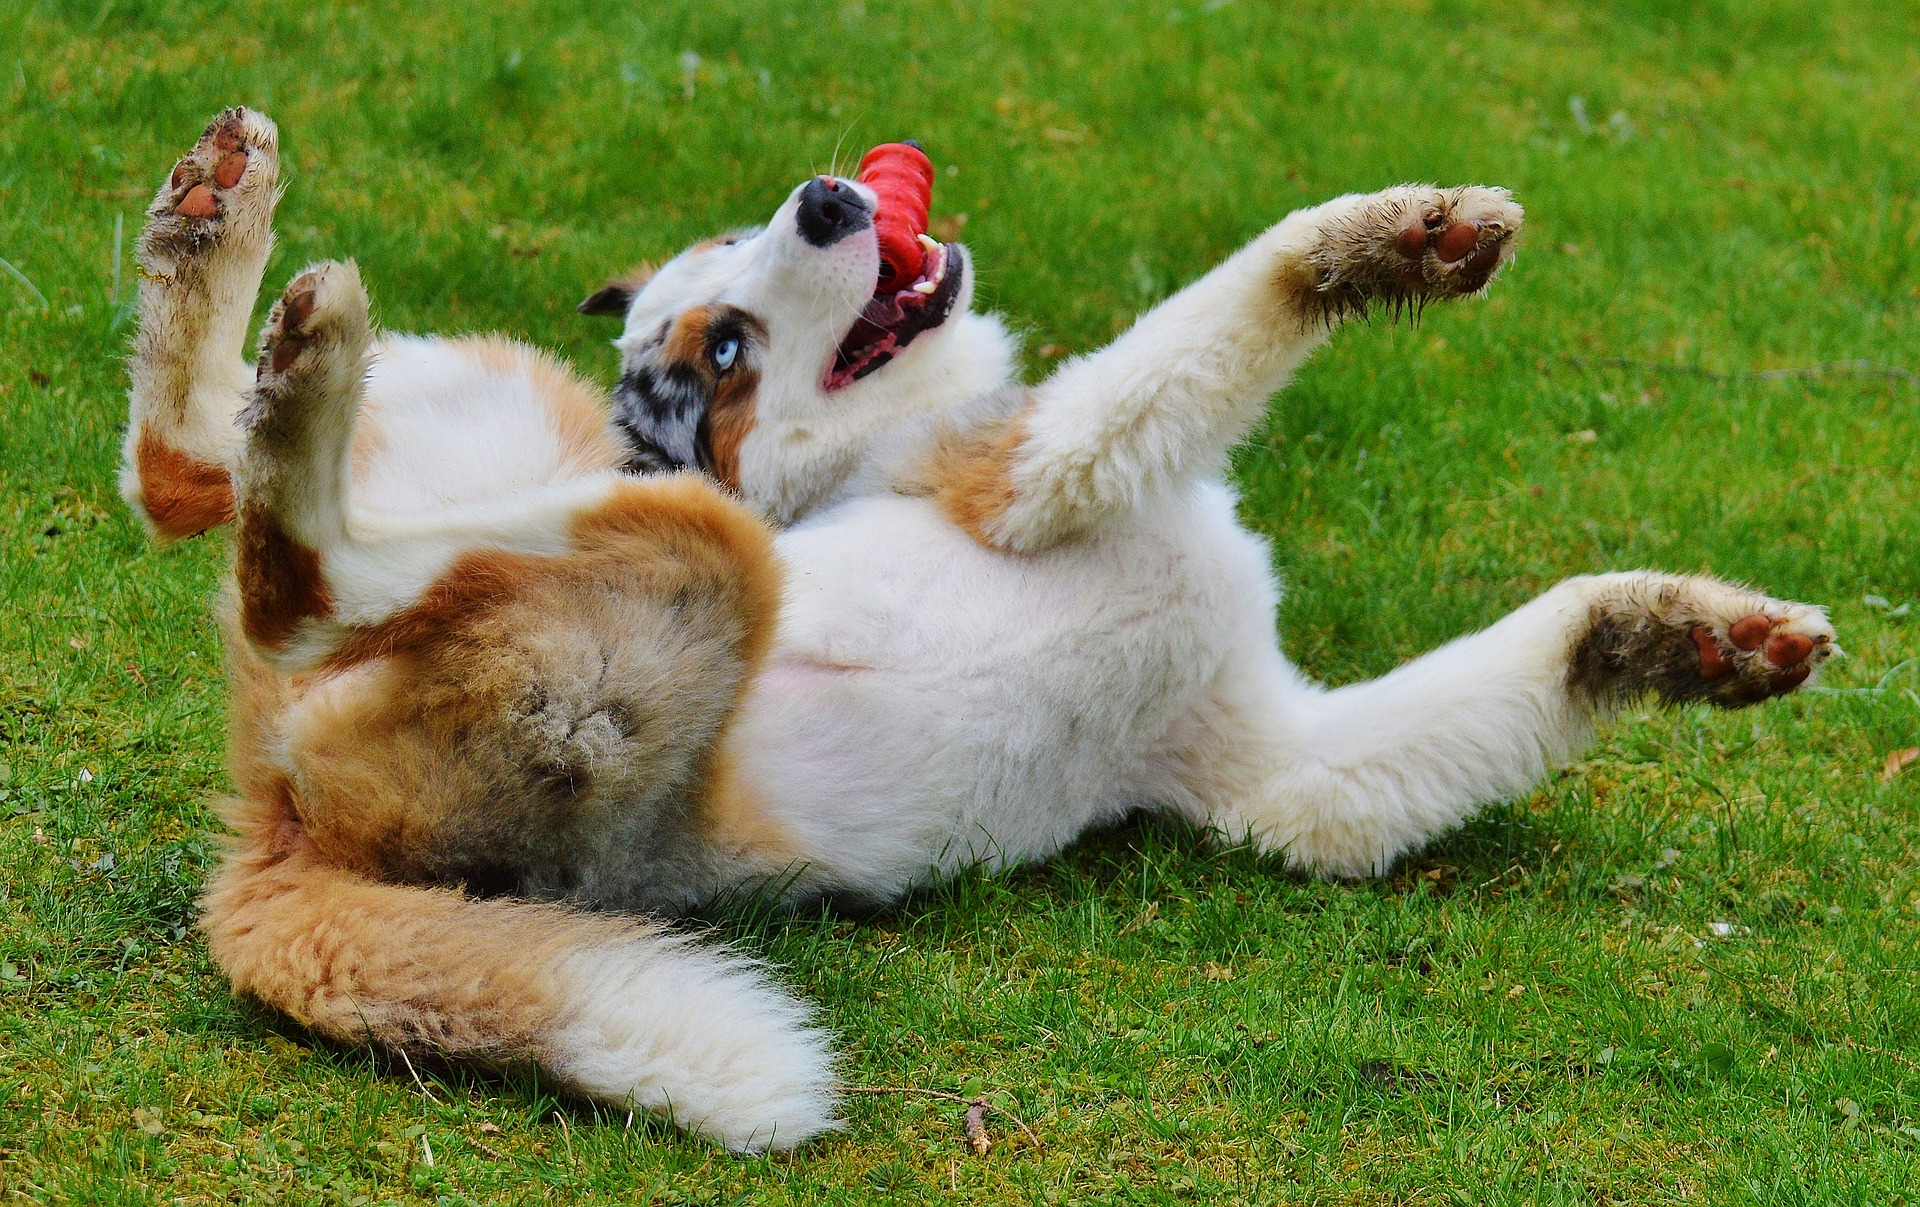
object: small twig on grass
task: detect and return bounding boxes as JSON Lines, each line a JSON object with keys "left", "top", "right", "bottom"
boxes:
{"left": 844, "top": 1085, "right": 1043, "bottom": 1151}
{"left": 466, "top": 1133, "right": 511, "bottom": 1161}
{"left": 1559, "top": 355, "right": 1917, "bottom": 385}
{"left": 398, "top": 1048, "right": 444, "bottom": 1105}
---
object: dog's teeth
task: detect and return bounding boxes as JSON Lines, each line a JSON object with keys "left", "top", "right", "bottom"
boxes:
{"left": 911, "top": 280, "right": 938, "bottom": 295}
{"left": 917, "top": 233, "right": 941, "bottom": 255}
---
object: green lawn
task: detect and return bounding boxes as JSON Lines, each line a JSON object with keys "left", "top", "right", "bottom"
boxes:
{"left": 3, "top": 0, "right": 1918, "bottom": 1202}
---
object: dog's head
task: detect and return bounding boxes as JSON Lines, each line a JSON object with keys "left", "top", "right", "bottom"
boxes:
{"left": 582, "top": 150, "right": 1013, "bottom": 521}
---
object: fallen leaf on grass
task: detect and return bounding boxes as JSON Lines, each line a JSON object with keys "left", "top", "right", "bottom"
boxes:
{"left": 1881, "top": 749, "right": 1919, "bottom": 782}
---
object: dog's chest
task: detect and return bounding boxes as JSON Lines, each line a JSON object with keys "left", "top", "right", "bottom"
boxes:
{"left": 766, "top": 491, "right": 1252, "bottom": 711}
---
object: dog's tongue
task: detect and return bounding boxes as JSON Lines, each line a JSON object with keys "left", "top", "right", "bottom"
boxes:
{"left": 857, "top": 141, "right": 935, "bottom": 294}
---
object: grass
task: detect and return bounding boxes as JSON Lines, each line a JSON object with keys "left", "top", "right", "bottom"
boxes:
{"left": 2, "top": 0, "right": 1918, "bottom": 1201}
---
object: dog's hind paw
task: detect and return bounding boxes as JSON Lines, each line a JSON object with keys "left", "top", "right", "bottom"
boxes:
{"left": 142, "top": 107, "right": 279, "bottom": 263}
{"left": 1304, "top": 185, "right": 1523, "bottom": 320}
{"left": 1569, "top": 573, "right": 1836, "bottom": 709}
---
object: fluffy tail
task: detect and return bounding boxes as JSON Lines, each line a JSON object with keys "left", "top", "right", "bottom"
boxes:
{"left": 201, "top": 792, "right": 840, "bottom": 1153}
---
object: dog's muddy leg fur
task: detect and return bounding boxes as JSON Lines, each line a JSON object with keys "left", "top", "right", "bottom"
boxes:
{"left": 1162, "top": 571, "right": 1834, "bottom": 878}
{"left": 933, "top": 185, "right": 1522, "bottom": 553}
{"left": 123, "top": 107, "right": 281, "bottom": 541}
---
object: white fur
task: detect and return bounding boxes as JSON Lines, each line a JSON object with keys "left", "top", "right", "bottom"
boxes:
{"left": 548, "top": 935, "right": 839, "bottom": 1153}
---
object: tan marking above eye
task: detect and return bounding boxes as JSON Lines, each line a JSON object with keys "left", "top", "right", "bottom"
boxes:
{"left": 661, "top": 305, "right": 717, "bottom": 370}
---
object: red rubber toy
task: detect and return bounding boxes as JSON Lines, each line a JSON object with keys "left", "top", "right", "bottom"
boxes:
{"left": 858, "top": 142, "right": 935, "bottom": 293}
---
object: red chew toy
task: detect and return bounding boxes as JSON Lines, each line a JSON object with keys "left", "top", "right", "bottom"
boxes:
{"left": 857, "top": 142, "right": 935, "bottom": 294}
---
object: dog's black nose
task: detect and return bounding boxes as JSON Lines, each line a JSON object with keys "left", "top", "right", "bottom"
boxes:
{"left": 795, "top": 176, "right": 872, "bottom": 248}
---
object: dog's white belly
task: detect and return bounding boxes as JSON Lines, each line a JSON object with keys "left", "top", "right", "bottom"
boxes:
{"left": 731, "top": 481, "right": 1279, "bottom": 899}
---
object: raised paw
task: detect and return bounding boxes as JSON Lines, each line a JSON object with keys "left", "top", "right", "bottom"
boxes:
{"left": 254, "top": 262, "right": 367, "bottom": 383}
{"left": 1687, "top": 609, "right": 1833, "bottom": 704}
{"left": 239, "top": 261, "right": 371, "bottom": 465}
{"left": 142, "top": 107, "right": 279, "bottom": 261}
{"left": 1571, "top": 573, "right": 1837, "bottom": 709}
{"left": 1306, "top": 185, "right": 1523, "bottom": 320}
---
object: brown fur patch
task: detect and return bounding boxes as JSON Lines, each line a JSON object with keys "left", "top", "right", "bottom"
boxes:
{"left": 574, "top": 477, "right": 793, "bottom": 863}
{"left": 919, "top": 406, "right": 1032, "bottom": 549}
{"left": 703, "top": 365, "right": 760, "bottom": 489}
{"left": 202, "top": 783, "right": 641, "bottom": 1060}
{"left": 569, "top": 474, "right": 784, "bottom": 668}
{"left": 235, "top": 505, "right": 334, "bottom": 649}
{"left": 698, "top": 749, "right": 801, "bottom": 868}
{"left": 222, "top": 473, "right": 788, "bottom": 909}
{"left": 320, "top": 548, "right": 545, "bottom": 672}
{"left": 663, "top": 304, "right": 717, "bottom": 367}
{"left": 134, "top": 430, "right": 235, "bottom": 540}
{"left": 318, "top": 475, "right": 783, "bottom": 676}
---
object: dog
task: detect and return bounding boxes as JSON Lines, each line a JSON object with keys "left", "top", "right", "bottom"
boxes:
{"left": 123, "top": 109, "right": 1835, "bottom": 1153}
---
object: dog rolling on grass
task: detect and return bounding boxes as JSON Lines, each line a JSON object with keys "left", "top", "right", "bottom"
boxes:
{"left": 124, "top": 109, "right": 1835, "bottom": 1152}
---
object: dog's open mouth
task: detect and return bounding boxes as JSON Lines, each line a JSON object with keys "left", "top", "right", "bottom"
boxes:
{"left": 824, "top": 143, "right": 964, "bottom": 392}
{"left": 825, "top": 239, "right": 964, "bottom": 391}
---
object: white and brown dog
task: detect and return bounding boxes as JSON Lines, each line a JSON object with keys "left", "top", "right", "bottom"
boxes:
{"left": 124, "top": 109, "right": 1834, "bottom": 1152}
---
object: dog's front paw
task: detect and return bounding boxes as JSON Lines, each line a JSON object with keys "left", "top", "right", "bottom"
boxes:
{"left": 1684, "top": 606, "right": 1836, "bottom": 705}
{"left": 1303, "top": 185, "right": 1523, "bottom": 320}
{"left": 1570, "top": 573, "right": 1836, "bottom": 708}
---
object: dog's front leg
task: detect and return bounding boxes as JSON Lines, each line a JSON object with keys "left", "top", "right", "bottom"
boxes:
{"left": 931, "top": 186, "right": 1522, "bottom": 552}
{"left": 122, "top": 108, "right": 281, "bottom": 542}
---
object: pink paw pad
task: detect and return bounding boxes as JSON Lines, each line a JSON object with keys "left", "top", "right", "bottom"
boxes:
{"left": 1690, "top": 627, "right": 1732, "bottom": 680}
{"left": 175, "top": 184, "right": 219, "bottom": 219}
{"left": 1765, "top": 631, "right": 1814, "bottom": 668}
{"left": 1435, "top": 221, "right": 1479, "bottom": 263}
{"left": 214, "top": 150, "right": 248, "bottom": 189}
{"left": 267, "top": 278, "right": 319, "bottom": 374}
{"left": 1728, "top": 614, "right": 1772, "bottom": 650}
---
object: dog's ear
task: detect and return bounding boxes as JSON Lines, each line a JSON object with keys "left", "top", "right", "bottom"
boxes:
{"left": 577, "top": 284, "right": 634, "bottom": 317}
{"left": 576, "top": 263, "right": 657, "bottom": 318}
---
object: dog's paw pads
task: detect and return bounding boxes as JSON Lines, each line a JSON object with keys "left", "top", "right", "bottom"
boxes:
{"left": 1385, "top": 188, "right": 1519, "bottom": 296}
{"left": 1306, "top": 185, "right": 1523, "bottom": 319}
{"left": 1689, "top": 608, "right": 1833, "bottom": 706}
{"left": 174, "top": 183, "right": 221, "bottom": 219}
{"left": 257, "top": 263, "right": 364, "bottom": 381}
{"left": 147, "top": 108, "right": 277, "bottom": 247}
{"left": 264, "top": 273, "right": 321, "bottom": 375}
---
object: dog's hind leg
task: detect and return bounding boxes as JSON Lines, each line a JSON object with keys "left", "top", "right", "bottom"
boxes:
{"left": 233, "top": 262, "right": 779, "bottom": 681}
{"left": 123, "top": 107, "right": 281, "bottom": 541}
{"left": 1155, "top": 572, "right": 1835, "bottom": 877}
{"left": 930, "top": 186, "right": 1523, "bottom": 552}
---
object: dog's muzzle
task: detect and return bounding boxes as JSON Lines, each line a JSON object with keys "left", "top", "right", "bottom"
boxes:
{"left": 795, "top": 176, "right": 872, "bottom": 249}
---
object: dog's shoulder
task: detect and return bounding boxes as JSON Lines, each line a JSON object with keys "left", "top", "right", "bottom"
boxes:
{"left": 822, "top": 384, "right": 1031, "bottom": 510}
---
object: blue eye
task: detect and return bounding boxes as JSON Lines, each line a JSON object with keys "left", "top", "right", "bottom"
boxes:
{"left": 712, "top": 338, "right": 739, "bottom": 371}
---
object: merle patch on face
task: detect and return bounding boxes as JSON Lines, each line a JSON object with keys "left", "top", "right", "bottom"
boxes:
{"left": 611, "top": 305, "right": 764, "bottom": 485}
{"left": 613, "top": 350, "right": 708, "bottom": 473}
